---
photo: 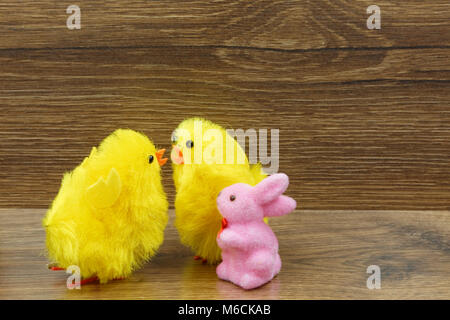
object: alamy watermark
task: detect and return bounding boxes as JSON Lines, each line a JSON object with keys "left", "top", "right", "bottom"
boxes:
{"left": 171, "top": 120, "right": 279, "bottom": 173}
{"left": 66, "top": 5, "right": 81, "bottom": 30}
{"left": 65, "top": 5, "right": 381, "bottom": 33}
{"left": 367, "top": 5, "right": 381, "bottom": 30}
{"left": 66, "top": 265, "right": 81, "bottom": 289}
{"left": 366, "top": 265, "right": 381, "bottom": 289}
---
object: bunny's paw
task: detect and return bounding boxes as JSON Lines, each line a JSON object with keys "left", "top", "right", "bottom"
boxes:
{"left": 218, "top": 229, "right": 245, "bottom": 248}
{"left": 248, "top": 251, "right": 274, "bottom": 278}
{"left": 239, "top": 273, "right": 266, "bottom": 290}
{"left": 216, "top": 262, "right": 229, "bottom": 281}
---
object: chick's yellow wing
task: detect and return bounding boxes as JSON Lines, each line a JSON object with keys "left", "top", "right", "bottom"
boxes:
{"left": 85, "top": 167, "right": 122, "bottom": 209}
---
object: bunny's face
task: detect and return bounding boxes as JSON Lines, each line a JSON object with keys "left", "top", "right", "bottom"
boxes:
{"left": 216, "top": 183, "right": 263, "bottom": 223}
{"left": 217, "top": 174, "right": 297, "bottom": 225}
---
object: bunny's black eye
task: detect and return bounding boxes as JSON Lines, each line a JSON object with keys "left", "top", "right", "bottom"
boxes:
{"left": 230, "top": 195, "right": 236, "bottom": 201}
{"left": 186, "top": 140, "right": 194, "bottom": 148}
{"left": 148, "top": 155, "right": 154, "bottom": 164}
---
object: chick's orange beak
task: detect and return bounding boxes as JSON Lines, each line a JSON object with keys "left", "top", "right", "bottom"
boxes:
{"left": 155, "top": 149, "right": 168, "bottom": 167}
{"left": 171, "top": 145, "right": 184, "bottom": 165}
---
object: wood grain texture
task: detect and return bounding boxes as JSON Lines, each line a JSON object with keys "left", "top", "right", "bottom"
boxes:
{"left": 0, "top": 1, "right": 450, "bottom": 209}
{"left": 0, "top": 1, "right": 449, "bottom": 50}
{"left": 0, "top": 46, "right": 449, "bottom": 209}
{"left": 1, "top": 208, "right": 450, "bottom": 299}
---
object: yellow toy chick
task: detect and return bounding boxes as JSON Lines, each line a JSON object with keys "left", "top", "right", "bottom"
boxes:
{"left": 43, "top": 129, "right": 169, "bottom": 284}
{"left": 171, "top": 118, "right": 267, "bottom": 264}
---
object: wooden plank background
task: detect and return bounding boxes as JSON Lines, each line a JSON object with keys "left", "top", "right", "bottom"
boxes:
{"left": 0, "top": 1, "right": 449, "bottom": 50}
{"left": 0, "top": 1, "right": 449, "bottom": 210}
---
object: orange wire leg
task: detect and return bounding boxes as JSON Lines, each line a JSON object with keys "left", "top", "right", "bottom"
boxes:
{"left": 67, "top": 276, "right": 99, "bottom": 288}
{"left": 80, "top": 276, "right": 99, "bottom": 286}
{"left": 50, "top": 266, "right": 65, "bottom": 271}
{"left": 66, "top": 276, "right": 98, "bottom": 288}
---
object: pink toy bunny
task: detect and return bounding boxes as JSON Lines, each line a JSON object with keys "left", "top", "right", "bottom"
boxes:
{"left": 216, "top": 173, "right": 297, "bottom": 290}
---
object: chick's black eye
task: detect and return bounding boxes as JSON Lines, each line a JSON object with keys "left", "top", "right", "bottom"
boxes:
{"left": 186, "top": 140, "right": 194, "bottom": 148}
{"left": 230, "top": 195, "right": 236, "bottom": 201}
{"left": 148, "top": 155, "right": 154, "bottom": 164}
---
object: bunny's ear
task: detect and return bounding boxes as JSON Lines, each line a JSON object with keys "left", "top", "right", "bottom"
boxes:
{"left": 263, "top": 195, "right": 297, "bottom": 217}
{"left": 252, "top": 173, "right": 289, "bottom": 205}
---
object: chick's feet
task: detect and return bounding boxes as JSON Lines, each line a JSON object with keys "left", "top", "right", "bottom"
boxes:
{"left": 50, "top": 266, "right": 65, "bottom": 271}
{"left": 193, "top": 256, "right": 208, "bottom": 264}
{"left": 48, "top": 263, "right": 65, "bottom": 271}
{"left": 80, "top": 276, "right": 99, "bottom": 285}
{"left": 66, "top": 276, "right": 99, "bottom": 288}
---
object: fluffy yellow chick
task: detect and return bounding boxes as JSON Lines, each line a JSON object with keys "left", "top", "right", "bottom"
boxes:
{"left": 171, "top": 118, "right": 267, "bottom": 264}
{"left": 43, "top": 129, "right": 169, "bottom": 284}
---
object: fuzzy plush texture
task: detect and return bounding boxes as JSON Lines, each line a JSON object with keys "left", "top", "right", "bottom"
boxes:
{"left": 216, "top": 173, "right": 296, "bottom": 290}
{"left": 171, "top": 118, "right": 267, "bottom": 264}
{"left": 43, "top": 129, "right": 169, "bottom": 284}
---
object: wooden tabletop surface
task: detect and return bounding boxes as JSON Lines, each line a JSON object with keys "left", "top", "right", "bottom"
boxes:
{"left": 1, "top": 208, "right": 450, "bottom": 300}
